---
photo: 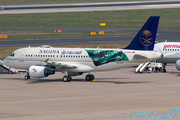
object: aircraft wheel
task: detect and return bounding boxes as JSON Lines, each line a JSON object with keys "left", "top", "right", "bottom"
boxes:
{"left": 86, "top": 74, "right": 94, "bottom": 81}
{"left": 63, "top": 76, "right": 72, "bottom": 82}
{"left": 90, "top": 74, "right": 95, "bottom": 80}
{"left": 68, "top": 76, "right": 72, "bottom": 82}
{"left": 24, "top": 75, "right": 30, "bottom": 80}
{"left": 85, "top": 75, "right": 91, "bottom": 81}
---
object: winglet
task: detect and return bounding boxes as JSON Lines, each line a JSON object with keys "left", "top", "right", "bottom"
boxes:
{"left": 44, "top": 58, "right": 49, "bottom": 64}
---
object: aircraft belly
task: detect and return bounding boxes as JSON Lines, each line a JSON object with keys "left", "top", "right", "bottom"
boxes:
{"left": 93, "top": 62, "right": 140, "bottom": 71}
{"left": 157, "top": 58, "right": 178, "bottom": 63}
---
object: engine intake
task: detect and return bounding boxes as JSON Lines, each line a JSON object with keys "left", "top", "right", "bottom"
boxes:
{"left": 176, "top": 60, "right": 180, "bottom": 71}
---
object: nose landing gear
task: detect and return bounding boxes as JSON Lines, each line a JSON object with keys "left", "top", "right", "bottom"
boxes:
{"left": 24, "top": 72, "right": 30, "bottom": 80}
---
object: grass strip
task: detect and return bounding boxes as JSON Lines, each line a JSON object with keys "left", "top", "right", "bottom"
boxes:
{"left": 0, "top": 0, "right": 151, "bottom": 6}
{"left": 0, "top": 9, "right": 180, "bottom": 29}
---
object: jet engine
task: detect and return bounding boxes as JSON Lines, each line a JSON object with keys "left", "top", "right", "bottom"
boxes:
{"left": 175, "top": 60, "right": 180, "bottom": 71}
{"left": 67, "top": 72, "right": 83, "bottom": 76}
{"left": 29, "top": 65, "right": 55, "bottom": 78}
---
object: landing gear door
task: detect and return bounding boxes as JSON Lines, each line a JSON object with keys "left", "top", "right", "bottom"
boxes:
{"left": 19, "top": 50, "right": 26, "bottom": 62}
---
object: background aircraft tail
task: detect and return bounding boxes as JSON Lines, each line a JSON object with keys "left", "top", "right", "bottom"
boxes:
{"left": 124, "top": 16, "right": 160, "bottom": 51}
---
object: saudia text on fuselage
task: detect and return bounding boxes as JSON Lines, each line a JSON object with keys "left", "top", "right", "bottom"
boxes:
{"left": 39, "top": 49, "right": 82, "bottom": 55}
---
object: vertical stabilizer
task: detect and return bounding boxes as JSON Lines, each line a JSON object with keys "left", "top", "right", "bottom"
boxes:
{"left": 124, "top": 16, "right": 160, "bottom": 51}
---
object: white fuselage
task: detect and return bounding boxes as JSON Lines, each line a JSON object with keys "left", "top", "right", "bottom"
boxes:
{"left": 154, "top": 42, "right": 180, "bottom": 63}
{"left": 4, "top": 46, "right": 162, "bottom": 72}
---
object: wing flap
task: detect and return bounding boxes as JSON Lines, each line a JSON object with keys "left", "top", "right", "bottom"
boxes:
{"left": 47, "top": 61, "right": 77, "bottom": 68}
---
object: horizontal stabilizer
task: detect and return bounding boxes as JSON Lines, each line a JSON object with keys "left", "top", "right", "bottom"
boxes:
{"left": 133, "top": 53, "right": 149, "bottom": 60}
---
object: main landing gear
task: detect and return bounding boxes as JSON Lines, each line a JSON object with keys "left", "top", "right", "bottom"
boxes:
{"left": 85, "top": 74, "right": 95, "bottom": 81}
{"left": 63, "top": 76, "right": 72, "bottom": 82}
{"left": 62, "top": 74, "right": 95, "bottom": 82}
{"left": 24, "top": 72, "right": 30, "bottom": 80}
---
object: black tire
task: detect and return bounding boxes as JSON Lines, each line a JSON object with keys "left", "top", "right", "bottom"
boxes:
{"left": 90, "top": 75, "right": 95, "bottom": 80}
{"left": 85, "top": 75, "right": 91, "bottom": 81}
{"left": 63, "top": 76, "right": 68, "bottom": 82}
{"left": 24, "top": 75, "right": 30, "bottom": 80}
{"left": 68, "top": 76, "right": 72, "bottom": 82}
{"left": 63, "top": 76, "right": 72, "bottom": 82}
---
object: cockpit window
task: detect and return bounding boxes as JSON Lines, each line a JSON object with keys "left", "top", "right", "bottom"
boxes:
{"left": 10, "top": 53, "right": 15, "bottom": 57}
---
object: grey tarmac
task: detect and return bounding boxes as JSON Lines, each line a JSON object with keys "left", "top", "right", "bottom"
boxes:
{"left": 0, "top": 65, "right": 180, "bottom": 120}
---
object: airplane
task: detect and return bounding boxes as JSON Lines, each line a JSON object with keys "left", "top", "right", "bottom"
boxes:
{"left": 3, "top": 16, "right": 162, "bottom": 82}
{"left": 154, "top": 41, "right": 180, "bottom": 72}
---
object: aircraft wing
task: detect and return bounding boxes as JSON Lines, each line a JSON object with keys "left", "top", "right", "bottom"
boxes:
{"left": 47, "top": 61, "right": 77, "bottom": 68}
{"left": 44, "top": 59, "right": 77, "bottom": 68}
{"left": 44, "top": 59, "right": 94, "bottom": 72}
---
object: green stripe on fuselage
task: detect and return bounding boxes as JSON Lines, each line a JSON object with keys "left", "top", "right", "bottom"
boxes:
{"left": 85, "top": 50, "right": 129, "bottom": 66}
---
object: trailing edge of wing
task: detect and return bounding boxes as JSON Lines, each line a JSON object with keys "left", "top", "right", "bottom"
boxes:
{"left": 47, "top": 61, "right": 77, "bottom": 68}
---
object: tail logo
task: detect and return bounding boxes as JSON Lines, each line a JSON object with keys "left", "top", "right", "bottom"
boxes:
{"left": 140, "top": 30, "right": 153, "bottom": 46}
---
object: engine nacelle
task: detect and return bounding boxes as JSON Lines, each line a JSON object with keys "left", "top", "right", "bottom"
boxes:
{"left": 176, "top": 59, "right": 180, "bottom": 71}
{"left": 29, "top": 66, "right": 55, "bottom": 78}
{"left": 68, "top": 72, "right": 83, "bottom": 76}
